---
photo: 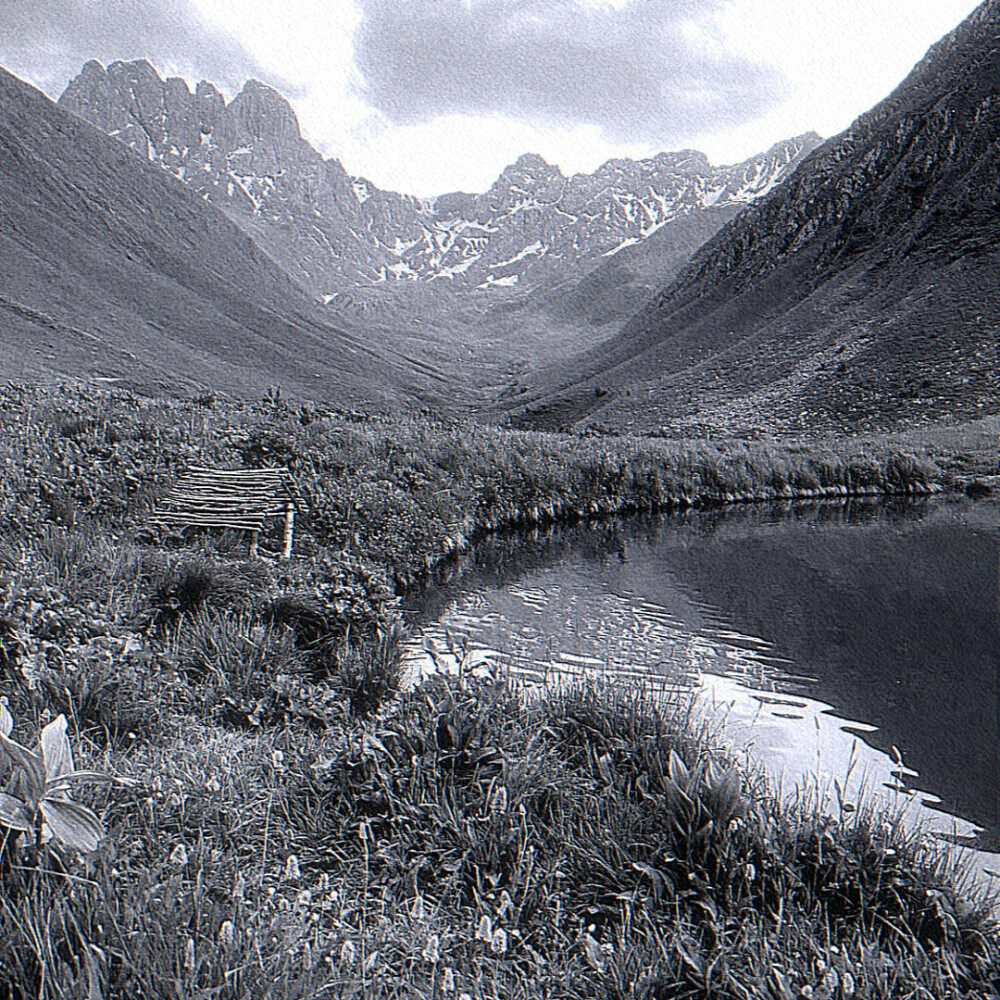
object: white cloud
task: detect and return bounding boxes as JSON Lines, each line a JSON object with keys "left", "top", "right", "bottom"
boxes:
{"left": 336, "top": 113, "right": 660, "bottom": 196}
{"left": 6, "top": 0, "right": 986, "bottom": 194}
{"left": 695, "top": 0, "right": 983, "bottom": 162}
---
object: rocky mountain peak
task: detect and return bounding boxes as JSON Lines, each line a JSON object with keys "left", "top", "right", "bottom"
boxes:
{"left": 59, "top": 59, "right": 819, "bottom": 297}
{"left": 229, "top": 79, "right": 301, "bottom": 136}
{"left": 507, "top": 152, "right": 561, "bottom": 177}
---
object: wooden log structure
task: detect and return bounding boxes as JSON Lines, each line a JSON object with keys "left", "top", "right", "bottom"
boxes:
{"left": 153, "top": 466, "right": 303, "bottom": 559}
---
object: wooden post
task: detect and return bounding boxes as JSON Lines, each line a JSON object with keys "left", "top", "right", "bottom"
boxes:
{"left": 282, "top": 502, "right": 295, "bottom": 560}
{"left": 249, "top": 530, "right": 259, "bottom": 559}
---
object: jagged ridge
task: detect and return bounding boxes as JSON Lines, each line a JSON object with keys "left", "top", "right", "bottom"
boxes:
{"left": 59, "top": 60, "right": 819, "bottom": 297}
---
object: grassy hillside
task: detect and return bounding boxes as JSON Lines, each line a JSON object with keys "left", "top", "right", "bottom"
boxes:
{"left": 509, "top": 2, "right": 1000, "bottom": 435}
{"left": 0, "top": 67, "right": 437, "bottom": 408}
{"left": 0, "top": 384, "right": 995, "bottom": 998}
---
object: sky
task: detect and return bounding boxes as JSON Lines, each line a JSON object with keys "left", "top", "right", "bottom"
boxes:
{"left": 0, "top": 0, "right": 984, "bottom": 196}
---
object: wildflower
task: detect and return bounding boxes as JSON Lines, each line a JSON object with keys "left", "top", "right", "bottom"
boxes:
{"left": 411, "top": 894, "right": 427, "bottom": 921}
{"left": 842, "top": 971, "right": 856, "bottom": 996}
{"left": 169, "top": 843, "right": 188, "bottom": 867}
{"left": 490, "top": 928, "right": 508, "bottom": 955}
{"left": 490, "top": 784, "right": 508, "bottom": 814}
{"left": 441, "top": 967, "right": 456, "bottom": 992}
{"left": 423, "top": 933, "right": 441, "bottom": 963}
{"left": 340, "top": 939, "right": 357, "bottom": 967}
{"left": 284, "top": 854, "right": 301, "bottom": 880}
{"left": 476, "top": 914, "right": 493, "bottom": 942}
{"left": 364, "top": 950, "right": 379, "bottom": 973}
{"left": 184, "top": 937, "right": 196, "bottom": 972}
{"left": 819, "top": 969, "right": 840, "bottom": 995}
{"left": 232, "top": 874, "right": 246, "bottom": 902}
{"left": 302, "top": 940, "right": 313, "bottom": 971}
{"left": 497, "top": 890, "right": 514, "bottom": 919}
{"left": 580, "top": 932, "right": 604, "bottom": 972}
{"left": 218, "top": 920, "right": 235, "bottom": 946}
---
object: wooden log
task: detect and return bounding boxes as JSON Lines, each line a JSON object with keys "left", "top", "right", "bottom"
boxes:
{"left": 153, "top": 514, "right": 267, "bottom": 530}
{"left": 159, "top": 502, "right": 287, "bottom": 516}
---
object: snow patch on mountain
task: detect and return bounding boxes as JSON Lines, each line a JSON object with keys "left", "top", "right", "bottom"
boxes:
{"left": 58, "top": 60, "right": 822, "bottom": 296}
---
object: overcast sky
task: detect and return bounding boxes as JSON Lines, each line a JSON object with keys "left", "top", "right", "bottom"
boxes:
{"left": 0, "top": 0, "right": 983, "bottom": 195}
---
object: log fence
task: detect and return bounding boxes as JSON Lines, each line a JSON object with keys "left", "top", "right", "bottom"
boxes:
{"left": 152, "top": 466, "right": 302, "bottom": 558}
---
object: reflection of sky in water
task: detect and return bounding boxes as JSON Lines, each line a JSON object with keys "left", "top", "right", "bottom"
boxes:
{"left": 403, "top": 550, "right": 1000, "bottom": 893}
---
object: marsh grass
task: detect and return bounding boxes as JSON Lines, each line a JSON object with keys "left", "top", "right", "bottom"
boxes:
{"left": 3, "top": 676, "right": 993, "bottom": 998}
{"left": 0, "top": 384, "right": 995, "bottom": 997}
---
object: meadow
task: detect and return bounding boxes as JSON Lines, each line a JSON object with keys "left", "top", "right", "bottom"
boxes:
{"left": 0, "top": 382, "right": 996, "bottom": 998}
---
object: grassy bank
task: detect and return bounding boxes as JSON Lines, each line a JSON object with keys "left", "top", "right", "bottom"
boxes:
{"left": 0, "top": 383, "right": 996, "bottom": 997}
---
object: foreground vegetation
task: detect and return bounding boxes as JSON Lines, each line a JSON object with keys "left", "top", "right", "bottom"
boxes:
{"left": 0, "top": 383, "right": 996, "bottom": 998}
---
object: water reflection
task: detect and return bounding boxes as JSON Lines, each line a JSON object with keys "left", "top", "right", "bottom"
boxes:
{"left": 402, "top": 497, "right": 1000, "bottom": 885}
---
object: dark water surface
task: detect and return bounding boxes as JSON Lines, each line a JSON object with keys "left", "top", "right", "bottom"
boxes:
{"left": 402, "top": 496, "right": 999, "bottom": 881}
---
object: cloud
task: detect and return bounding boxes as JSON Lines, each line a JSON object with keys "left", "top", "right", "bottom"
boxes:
{"left": 0, "top": 0, "right": 270, "bottom": 99}
{"left": 353, "top": 0, "right": 787, "bottom": 146}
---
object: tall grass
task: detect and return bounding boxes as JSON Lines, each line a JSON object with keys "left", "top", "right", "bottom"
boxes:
{"left": 0, "top": 675, "right": 994, "bottom": 998}
{"left": 0, "top": 383, "right": 995, "bottom": 997}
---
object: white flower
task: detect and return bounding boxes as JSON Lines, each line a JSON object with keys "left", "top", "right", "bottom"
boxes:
{"left": 422, "top": 933, "right": 441, "bottom": 963}
{"left": 490, "top": 785, "right": 508, "bottom": 814}
{"left": 169, "top": 843, "right": 188, "bottom": 867}
{"left": 340, "top": 939, "right": 357, "bottom": 967}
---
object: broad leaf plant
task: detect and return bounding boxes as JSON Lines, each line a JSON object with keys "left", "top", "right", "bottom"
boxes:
{"left": 0, "top": 702, "right": 112, "bottom": 853}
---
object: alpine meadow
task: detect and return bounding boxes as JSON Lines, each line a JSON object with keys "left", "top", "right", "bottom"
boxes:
{"left": 0, "top": 2, "right": 997, "bottom": 998}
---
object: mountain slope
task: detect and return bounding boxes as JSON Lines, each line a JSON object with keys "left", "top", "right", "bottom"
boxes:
{"left": 515, "top": 1, "right": 999, "bottom": 434}
{"left": 0, "top": 66, "right": 428, "bottom": 404}
{"left": 59, "top": 61, "right": 819, "bottom": 300}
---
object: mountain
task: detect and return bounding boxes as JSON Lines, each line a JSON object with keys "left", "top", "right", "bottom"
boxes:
{"left": 512, "top": 1, "right": 999, "bottom": 434}
{"left": 0, "top": 66, "right": 432, "bottom": 404}
{"left": 58, "top": 60, "right": 819, "bottom": 302}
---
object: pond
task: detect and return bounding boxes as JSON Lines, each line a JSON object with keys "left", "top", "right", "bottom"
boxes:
{"left": 402, "top": 495, "right": 1000, "bottom": 890}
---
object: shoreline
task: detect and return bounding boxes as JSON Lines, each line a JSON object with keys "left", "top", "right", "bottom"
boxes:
{"left": 0, "top": 383, "right": 996, "bottom": 996}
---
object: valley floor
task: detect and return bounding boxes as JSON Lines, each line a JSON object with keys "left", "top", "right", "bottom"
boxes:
{"left": 0, "top": 383, "right": 996, "bottom": 998}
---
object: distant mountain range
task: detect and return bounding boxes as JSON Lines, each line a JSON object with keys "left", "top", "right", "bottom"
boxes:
{"left": 5, "top": 0, "right": 996, "bottom": 437}
{"left": 0, "top": 67, "right": 435, "bottom": 405}
{"left": 59, "top": 60, "right": 819, "bottom": 300}
{"left": 511, "top": 0, "right": 999, "bottom": 434}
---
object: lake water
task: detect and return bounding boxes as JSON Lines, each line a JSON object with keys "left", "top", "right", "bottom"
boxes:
{"left": 402, "top": 496, "right": 1000, "bottom": 889}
